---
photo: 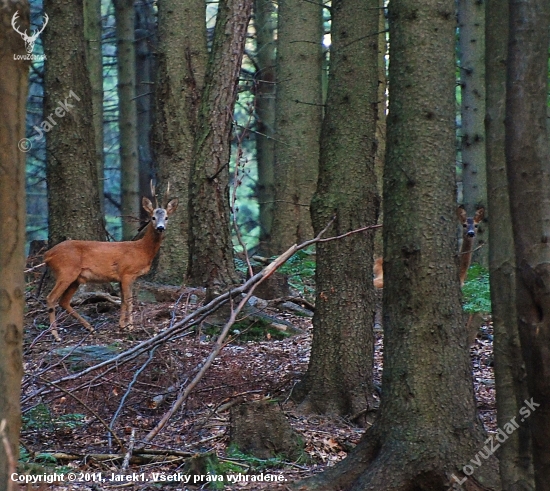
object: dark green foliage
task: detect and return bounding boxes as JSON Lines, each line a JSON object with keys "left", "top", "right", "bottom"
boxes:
{"left": 462, "top": 264, "right": 492, "bottom": 313}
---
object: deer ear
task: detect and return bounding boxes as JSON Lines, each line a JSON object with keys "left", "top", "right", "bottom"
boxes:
{"left": 142, "top": 197, "right": 154, "bottom": 214}
{"left": 474, "top": 207, "right": 485, "bottom": 222}
{"left": 166, "top": 198, "right": 179, "bottom": 216}
{"left": 457, "top": 205, "right": 467, "bottom": 222}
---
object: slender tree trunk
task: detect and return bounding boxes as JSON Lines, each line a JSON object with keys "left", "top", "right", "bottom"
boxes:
{"left": 114, "top": 0, "right": 140, "bottom": 240}
{"left": 374, "top": 0, "right": 387, "bottom": 256}
{"left": 505, "top": 0, "right": 550, "bottom": 487}
{"left": 135, "top": 0, "right": 157, "bottom": 223}
{"left": 187, "top": 0, "right": 253, "bottom": 290}
{"left": 485, "top": 0, "right": 534, "bottom": 487}
{"left": 84, "top": 0, "right": 105, "bottom": 217}
{"left": 0, "top": 2, "right": 28, "bottom": 487}
{"left": 267, "top": 0, "right": 323, "bottom": 255}
{"left": 150, "top": 0, "right": 207, "bottom": 284}
{"left": 254, "top": 0, "right": 276, "bottom": 253}
{"left": 43, "top": 0, "right": 105, "bottom": 245}
{"left": 293, "top": 0, "right": 500, "bottom": 488}
{"left": 294, "top": 0, "right": 379, "bottom": 422}
{"left": 458, "top": 0, "right": 488, "bottom": 267}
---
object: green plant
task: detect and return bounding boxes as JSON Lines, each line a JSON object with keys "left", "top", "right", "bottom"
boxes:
{"left": 462, "top": 264, "right": 491, "bottom": 314}
{"left": 278, "top": 246, "right": 316, "bottom": 298}
{"left": 22, "top": 404, "right": 86, "bottom": 432}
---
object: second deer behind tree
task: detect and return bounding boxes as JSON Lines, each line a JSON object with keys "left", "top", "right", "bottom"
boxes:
{"left": 373, "top": 206, "right": 485, "bottom": 289}
{"left": 457, "top": 205, "right": 485, "bottom": 287}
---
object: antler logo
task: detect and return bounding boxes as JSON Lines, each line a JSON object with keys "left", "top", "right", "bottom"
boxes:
{"left": 12, "top": 11, "right": 49, "bottom": 54}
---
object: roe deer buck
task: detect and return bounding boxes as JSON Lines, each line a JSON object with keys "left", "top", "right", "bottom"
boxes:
{"left": 457, "top": 205, "right": 485, "bottom": 287}
{"left": 372, "top": 206, "right": 485, "bottom": 289}
{"left": 45, "top": 186, "right": 178, "bottom": 341}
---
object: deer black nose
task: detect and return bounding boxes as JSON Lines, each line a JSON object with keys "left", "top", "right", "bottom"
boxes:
{"left": 156, "top": 225, "right": 165, "bottom": 231}
{"left": 467, "top": 231, "right": 475, "bottom": 237}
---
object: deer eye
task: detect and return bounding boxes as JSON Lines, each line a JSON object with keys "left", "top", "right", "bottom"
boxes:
{"left": 152, "top": 217, "right": 156, "bottom": 221}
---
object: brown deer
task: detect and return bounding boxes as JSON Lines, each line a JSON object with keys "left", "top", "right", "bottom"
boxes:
{"left": 45, "top": 186, "right": 178, "bottom": 341}
{"left": 373, "top": 206, "right": 485, "bottom": 289}
{"left": 457, "top": 205, "right": 485, "bottom": 287}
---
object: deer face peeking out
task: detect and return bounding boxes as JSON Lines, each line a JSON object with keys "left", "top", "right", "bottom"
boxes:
{"left": 457, "top": 205, "right": 485, "bottom": 287}
{"left": 373, "top": 206, "right": 485, "bottom": 289}
{"left": 45, "top": 191, "right": 178, "bottom": 341}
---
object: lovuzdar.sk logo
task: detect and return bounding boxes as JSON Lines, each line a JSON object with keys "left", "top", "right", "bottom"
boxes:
{"left": 12, "top": 10, "right": 48, "bottom": 61}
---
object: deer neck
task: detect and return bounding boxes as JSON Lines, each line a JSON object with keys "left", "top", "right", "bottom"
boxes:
{"left": 137, "top": 222, "right": 165, "bottom": 258}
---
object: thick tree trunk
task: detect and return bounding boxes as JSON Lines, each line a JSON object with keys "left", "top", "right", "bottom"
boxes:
{"left": 485, "top": 0, "right": 534, "bottom": 487}
{"left": 294, "top": 0, "right": 379, "bottom": 421}
{"left": 267, "top": 0, "right": 323, "bottom": 255}
{"left": 0, "top": 2, "right": 28, "bottom": 487}
{"left": 43, "top": 0, "right": 105, "bottom": 245}
{"left": 149, "top": 0, "right": 207, "bottom": 284}
{"left": 293, "top": 0, "right": 500, "bottom": 488}
{"left": 114, "top": 0, "right": 140, "bottom": 240}
{"left": 187, "top": 0, "right": 252, "bottom": 289}
{"left": 254, "top": 0, "right": 276, "bottom": 253}
{"left": 84, "top": 0, "right": 104, "bottom": 218}
{"left": 458, "top": 0, "right": 488, "bottom": 266}
{"left": 505, "top": 0, "right": 550, "bottom": 487}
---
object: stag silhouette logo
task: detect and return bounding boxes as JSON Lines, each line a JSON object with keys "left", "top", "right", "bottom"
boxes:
{"left": 12, "top": 11, "right": 48, "bottom": 54}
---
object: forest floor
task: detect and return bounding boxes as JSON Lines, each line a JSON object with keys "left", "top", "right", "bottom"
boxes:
{"left": 19, "top": 270, "right": 495, "bottom": 491}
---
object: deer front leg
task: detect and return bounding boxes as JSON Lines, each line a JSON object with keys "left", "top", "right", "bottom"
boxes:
{"left": 119, "top": 279, "right": 134, "bottom": 331}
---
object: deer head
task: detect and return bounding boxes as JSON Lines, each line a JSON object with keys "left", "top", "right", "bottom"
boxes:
{"left": 457, "top": 205, "right": 485, "bottom": 286}
{"left": 12, "top": 11, "right": 49, "bottom": 54}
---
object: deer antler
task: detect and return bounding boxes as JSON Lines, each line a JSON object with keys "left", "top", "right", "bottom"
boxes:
{"left": 150, "top": 180, "right": 159, "bottom": 208}
{"left": 11, "top": 11, "right": 28, "bottom": 39}
{"left": 163, "top": 182, "right": 171, "bottom": 208}
{"left": 30, "top": 13, "right": 48, "bottom": 41}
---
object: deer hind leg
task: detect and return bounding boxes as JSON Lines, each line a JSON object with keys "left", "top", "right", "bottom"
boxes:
{"left": 119, "top": 279, "right": 134, "bottom": 331}
{"left": 46, "top": 279, "right": 77, "bottom": 341}
{"left": 59, "top": 280, "right": 95, "bottom": 335}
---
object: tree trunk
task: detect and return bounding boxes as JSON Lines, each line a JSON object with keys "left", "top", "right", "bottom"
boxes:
{"left": 84, "top": 0, "right": 105, "bottom": 218}
{"left": 0, "top": 2, "right": 28, "bottom": 487}
{"left": 254, "top": 0, "right": 277, "bottom": 253}
{"left": 505, "top": 0, "right": 550, "bottom": 487}
{"left": 458, "top": 0, "right": 488, "bottom": 267}
{"left": 187, "top": 0, "right": 253, "bottom": 290}
{"left": 135, "top": 0, "right": 157, "bottom": 223}
{"left": 266, "top": 0, "right": 323, "bottom": 255}
{"left": 294, "top": 0, "right": 379, "bottom": 422}
{"left": 114, "top": 0, "right": 140, "bottom": 240}
{"left": 293, "top": 0, "right": 501, "bottom": 488}
{"left": 485, "top": 0, "right": 534, "bottom": 487}
{"left": 43, "top": 0, "right": 105, "bottom": 245}
{"left": 149, "top": 0, "right": 207, "bottom": 284}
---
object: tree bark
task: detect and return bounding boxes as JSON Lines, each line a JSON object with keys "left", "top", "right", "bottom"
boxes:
{"left": 114, "top": 0, "right": 140, "bottom": 240}
{"left": 294, "top": 0, "right": 379, "bottom": 421}
{"left": 84, "top": 0, "right": 104, "bottom": 218}
{"left": 149, "top": 0, "right": 207, "bottom": 284}
{"left": 0, "top": 2, "right": 28, "bottom": 487}
{"left": 43, "top": 0, "right": 105, "bottom": 245}
{"left": 187, "top": 0, "right": 252, "bottom": 289}
{"left": 135, "top": 0, "right": 157, "bottom": 223}
{"left": 458, "top": 0, "right": 488, "bottom": 266}
{"left": 485, "top": 0, "right": 534, "bottom": 487}
{"left": 267, "top": 0, "right": 323, "bottom": 255}
{"left": 293, "top": 0, "right": 501, "bottom": 488}
{"left": 254, "top": 0, "right": 277, "bottom": 253}
{"left": 505, "top": 0, "right": 550, "bottom": 487}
